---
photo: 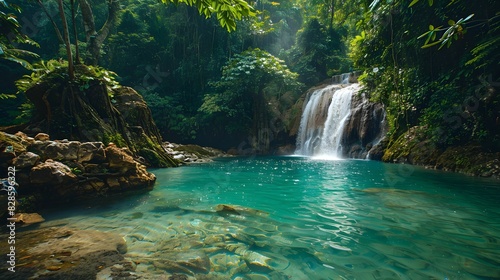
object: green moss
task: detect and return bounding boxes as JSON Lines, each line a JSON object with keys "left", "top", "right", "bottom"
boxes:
{"left": 0, "top": 132, "right": 27, "bottom": 153}
{"left": 138, "top": 148, "right": 179, "bottom": 167}
{"left": 102, "top": 132, "right": 127, "bottom": 147}
{"left": 382, "top": 126, "right": 440, "bottom": 165}
{"left": 176, "top": 144, "right": 216, "bottom": 157}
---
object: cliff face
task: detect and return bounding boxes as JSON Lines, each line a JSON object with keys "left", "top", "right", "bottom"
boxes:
{"left": 340, "top": 92, "right": 388, "bottom": 160}
{"left": 18, "top": 66, "right": 177, "bottom": 167}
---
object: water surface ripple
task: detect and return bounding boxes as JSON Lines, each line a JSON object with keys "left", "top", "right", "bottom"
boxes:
{"left": 40, "top": 157, "right": 500, "bottom": 279}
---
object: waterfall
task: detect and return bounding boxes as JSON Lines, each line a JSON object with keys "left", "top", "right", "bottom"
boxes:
{"left": 294, "top": 85, "right": 338, "bottom": 156}
{"left": 295, "top": 82, "right": 387, "bottom": 160}
{"left": 317, "top": 85, "right": 356, "bottom": 158}
{"left": 295, "top": 84, "right": 359, "bottom": 157}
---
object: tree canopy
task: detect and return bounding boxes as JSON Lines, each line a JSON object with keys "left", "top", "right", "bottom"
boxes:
{"left": 1, "top": 0, "right": 498, "bottom": 152}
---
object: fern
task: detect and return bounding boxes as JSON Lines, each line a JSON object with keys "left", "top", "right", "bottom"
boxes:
{"left": 466, "top": 36, "right": 500, "bottom": 67}
{"left": 13, "top": 60, "right": 120, "bottom": 96}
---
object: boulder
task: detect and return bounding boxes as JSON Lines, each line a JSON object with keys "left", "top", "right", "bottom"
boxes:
{"left": 30, "top": 159, "right": 78, "bottom": 185}
{"left": 78, "top": 141, "right": 106, "bottom": 162}
{"left": 105, "top": 146, "right": 138, "bottom": 174}
{"left": 34, "top": 132, "right": 50, "bottom": 141}
{"left": 14, "top": 131, "right": 35, "bottom": 146}
{"left": 44, "top": 141, "right": 80, "bottom": 161}
{"left": 0, "top": 132, "right": 27, "bottom": 164}
{"left": 1, "top": 131, "right": 157, "bottom": 208}
{"left": 13, "top": 151, "right": 40, "bottom": 169}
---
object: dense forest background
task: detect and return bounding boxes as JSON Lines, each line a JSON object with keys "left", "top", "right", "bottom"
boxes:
{"left": 1, "top": 0, "right": 499, "bottom": 152}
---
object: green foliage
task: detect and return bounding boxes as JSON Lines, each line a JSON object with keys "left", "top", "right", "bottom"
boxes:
{"left": 15, "top": 100, "right": 34, "bottom": 123}
{"left": 13, "top": 60, "right": 120, "bottom": 96}
{"left": 14, "top": 60, "right": 68, "bottom": 94}
{"left": 350, "top": 0, "right": 499, "bottom": 151}
{"left": 102, "top": 132, "right": 127, "bottom": 147}
{"left": 142, "top": 91, "right": 199, "bottom": 140}
{"left": 418, "top": 14, "right": 473, "bottom": 49}
{"left": 284, "top": 18, "right": 350, "bottom": 86}
{"left": 218, "top": 48, "right": 300, "bottom": 88}
{"left": 160, "top": 0, "right": 256, "bottom": 31}
{"left": 199, "top": 48, "right": 302, "bottom": 136}
{"left": 70, "top": 167, "right": 83, "bottom": 175}
{"left": 0, "top": 0, "right": 39, "bottom": 70}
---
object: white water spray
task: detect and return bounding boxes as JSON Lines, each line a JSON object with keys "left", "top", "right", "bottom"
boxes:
{"left": 295, "top": 84, "right": 360, "bottom": 158}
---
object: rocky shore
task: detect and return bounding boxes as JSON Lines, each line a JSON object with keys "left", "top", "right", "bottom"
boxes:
{"left": 382, "top": 126, "right": 500, "bottom": 179}
{"left": 162, "top": 142, "right": 229, "bottom": 164}
{"left": 0, "top": 131, "right": 156, "bottom": 213}
{"left": 0, "top": 131, "right": 231, "bottom": 279}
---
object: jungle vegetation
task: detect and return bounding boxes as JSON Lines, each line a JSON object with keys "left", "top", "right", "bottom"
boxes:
{"left": 1, "top": 0, "right": 498, "bottom": 151}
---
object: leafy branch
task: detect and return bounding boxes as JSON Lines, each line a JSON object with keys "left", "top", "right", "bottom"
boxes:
{"left": 0, "top": 0, "right": 39, "bottom": 69}
{"left": 417, "top": 14, "right": 474, "bottom": 49}
{"left": 161, "top": 0, "right": 256, "bottom": 32}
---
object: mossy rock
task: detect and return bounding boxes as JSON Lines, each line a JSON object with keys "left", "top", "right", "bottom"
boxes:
{"left": 19, "top": 65, "right": 176, "bottom": 168}
{"left": 382, "top": 126, "right": 441, "bottom": 165}
{"left": 138, "top": 148, "right": 179, "bottom": 167}
{"left": 176, "top": 144, "right": 217, "bottom": 157}
{"left": 436, "top": 146, "right": 500, "bottom": 177}
{"left": 0, "top": 132, "right": 27, "bottom": 154}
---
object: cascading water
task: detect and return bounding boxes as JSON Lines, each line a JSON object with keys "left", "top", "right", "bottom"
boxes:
{"left": 295, "top": 77, "right": 387, "bottom": 160}
{"left": 317, "top": 85, "right": 357, "bottom": 158}
{"left": 295, "top": 84, "right": 359, "bottom": 158}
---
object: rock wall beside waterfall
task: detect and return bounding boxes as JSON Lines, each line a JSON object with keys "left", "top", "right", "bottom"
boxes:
{"left": 341, "top": 92, "right": 387, "bottom": 159}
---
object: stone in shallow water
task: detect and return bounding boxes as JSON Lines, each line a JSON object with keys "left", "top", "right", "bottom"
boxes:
{"left": 215, "top": 204, "right": 269, "bottom": 218}
{"left": 210, "top": 253, "right": 243, "bottom": 273}
{"left": 247, "top": 273, "right": 270, "bottom": 280}
{"left": 12, "top": 212, "right": 45, "bottom": 225}
{"left": 226, "top": 244, "right": 273, "bottom": 272}
{"left": 153, "top": 260, "right": 192, "bottom": 275}
{"left": 0, "top": 226, "right": 128, "bottom": 279}
{"left": 129, "top": 212, "right": 144, "bottom": 219}
{"left": 175, "top": 252, "right": 211, "bottom": 274}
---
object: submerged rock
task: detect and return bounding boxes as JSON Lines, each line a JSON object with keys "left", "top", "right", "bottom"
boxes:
{"left": 0, "top": 227, "right": 129, "bottom": 279}
{"left": 215, "top": 204, "right": 269, "bottom": 218}
{"left": 12, "top": 212, "right": 45, "bottom": 225}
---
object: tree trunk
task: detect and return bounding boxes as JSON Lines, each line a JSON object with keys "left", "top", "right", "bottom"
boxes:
{"left": 57, "top": 0, "right": 74, "bottom": 80}
{"left": 70, "top": 0, "right": 81, "bottom": 64}
{"left": 78, "top": 0, "right": 95, "bottom": 41}
{"left": 329, "top": 0, "right": 335, "bottom": 30}
{"left": 79, "top": 0, "right": 121, "bottom": 65}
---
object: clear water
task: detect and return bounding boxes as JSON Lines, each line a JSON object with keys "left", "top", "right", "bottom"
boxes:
{"left": 39, "top": 157, "right": 500, "bottom": 279}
